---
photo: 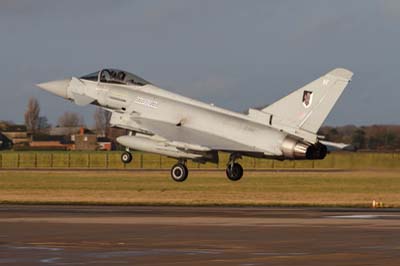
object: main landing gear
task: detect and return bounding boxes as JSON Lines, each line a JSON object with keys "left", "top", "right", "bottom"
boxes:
{"left": 170, "top": 160, "right": 189, "bottom": 182}
{"left": 226, "top": 153, "right": 244, "bottom": 181}
{"left": 120, "top": 151, "right": 244, "bottom": 182}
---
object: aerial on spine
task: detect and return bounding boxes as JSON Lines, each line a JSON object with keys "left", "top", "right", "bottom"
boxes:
{"left": 37, "top": 67, "right": 354, "bottom": 182}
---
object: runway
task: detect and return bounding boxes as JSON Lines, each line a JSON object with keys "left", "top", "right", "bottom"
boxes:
{"left": 1, "top": 206, "right": 400, "bottom": 265}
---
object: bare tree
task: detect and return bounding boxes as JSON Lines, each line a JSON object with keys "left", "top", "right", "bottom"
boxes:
{"left": 24, "top": 97, "right": 40, "bottom": 133}
{"left": 38, "top": 116, "right": 51, "bottom": 132}
{"left": 94, "top": 108, "right": 111, "bottom": 136}
{"left": 58, "top": 112, "right": 84, "bottom": 127}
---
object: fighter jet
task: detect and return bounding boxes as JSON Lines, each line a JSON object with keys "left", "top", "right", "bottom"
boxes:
{"left": 37, "top": 68, "right": 353, "bottom": 182}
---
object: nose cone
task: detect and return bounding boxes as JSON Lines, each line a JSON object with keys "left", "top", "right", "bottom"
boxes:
{"left": 36, "top": 79, "right": 70, "bottom": 99}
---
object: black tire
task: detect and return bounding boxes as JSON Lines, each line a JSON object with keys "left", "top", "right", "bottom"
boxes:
{"left": 171, "top": 163, "right": 189, "bottom": 182}
{"left": 121, "top": 152, "right": 133, "bottom": 164}
{"left": 226, "top": 163, "right": 244, "bottom": 181}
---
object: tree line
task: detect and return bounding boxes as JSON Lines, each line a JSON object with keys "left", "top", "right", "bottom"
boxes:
{"left": 319, "top": 125, "right": 400, "bottom": 151}
{"left": 23, "top": 97, "right": 111, "bottom": 137}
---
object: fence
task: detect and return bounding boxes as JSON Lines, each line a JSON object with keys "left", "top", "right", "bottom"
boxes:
{"left": 0, "top": 151, "right": 399, "bottom": 170}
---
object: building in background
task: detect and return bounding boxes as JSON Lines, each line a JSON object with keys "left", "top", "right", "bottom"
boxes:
{"left": 29, "top": 135, "right": 72, "bottom": 151}
{"left": 0, "top": 132, "right": 12, "bottom": 150}
{"left": 97, "top": 137, "right": 113, "bottom": 151}
{"left": 0, "top": 121, "right": 119, "bottom": 151}
{"left": 0, "top": 122, "right": 29, "bottom": 149}
{"left": 49, "top": 127, "right": 85, "bottom": 137}
{"left": 72, "top": 128, "right": 98, "bottom": 151}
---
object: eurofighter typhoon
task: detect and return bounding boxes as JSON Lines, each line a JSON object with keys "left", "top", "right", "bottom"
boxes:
{"left": 37, "top": 68, "right": 353, "bottom": 182}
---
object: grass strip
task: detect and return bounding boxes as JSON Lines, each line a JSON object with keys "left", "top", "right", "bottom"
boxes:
{"left": 0, "top": 170, "right": 399, "bottom": 208}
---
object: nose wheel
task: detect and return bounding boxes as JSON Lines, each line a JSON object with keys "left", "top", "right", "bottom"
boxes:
{"left": 171, "top": 162, "right": 189, "bottom": 182}
{"left": 121, "top": 152, "right": 133, "bottom": 164}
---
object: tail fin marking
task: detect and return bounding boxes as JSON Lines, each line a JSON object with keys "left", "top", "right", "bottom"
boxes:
{"left": 261, "top": 68, "right": 353, "bottom": 134}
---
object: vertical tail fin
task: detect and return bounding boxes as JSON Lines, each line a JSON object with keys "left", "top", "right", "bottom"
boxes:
{"left": 261, "top": 68, "right": 353, "bottom": 134}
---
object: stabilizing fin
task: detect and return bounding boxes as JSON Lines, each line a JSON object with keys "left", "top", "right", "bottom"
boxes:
{"left": 261, "top": 68, "right": 353, "bottom": 134}
{"left": 320, "top": 140, "right": 355, "bottom": 151}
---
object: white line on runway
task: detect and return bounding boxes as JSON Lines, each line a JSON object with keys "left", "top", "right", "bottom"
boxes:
{"left": 327, "top": 214, "right": 400, "bottom": 219}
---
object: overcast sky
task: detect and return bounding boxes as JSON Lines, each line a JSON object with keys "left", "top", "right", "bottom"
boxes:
{"left": 0, "top": 0, "right": 399, "bottom": 127}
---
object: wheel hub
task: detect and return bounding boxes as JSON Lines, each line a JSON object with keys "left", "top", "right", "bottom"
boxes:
{"left": 173, "top": 168, "right": 182, "bottom": 178}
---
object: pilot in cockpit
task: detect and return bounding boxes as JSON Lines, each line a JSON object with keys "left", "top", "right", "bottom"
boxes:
{"left": 81, "top": 69, "right": 150, "bottom": 86}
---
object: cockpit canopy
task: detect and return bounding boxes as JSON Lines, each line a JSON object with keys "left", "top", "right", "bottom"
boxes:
{"left": 80, "top": 69, "right": 150, "bottom": 86}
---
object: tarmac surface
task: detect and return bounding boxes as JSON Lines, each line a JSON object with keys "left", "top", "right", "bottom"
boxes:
{"left": 0, "top": 205, "right": 400, "bottom": 265}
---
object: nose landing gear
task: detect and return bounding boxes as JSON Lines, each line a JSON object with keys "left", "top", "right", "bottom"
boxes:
{"left": 121, "top": 151, "right": 133, "bottom": 164}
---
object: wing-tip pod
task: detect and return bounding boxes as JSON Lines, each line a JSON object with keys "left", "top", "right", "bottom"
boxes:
{"left": 328, "top": 68, "right": 354, "bottom": 81}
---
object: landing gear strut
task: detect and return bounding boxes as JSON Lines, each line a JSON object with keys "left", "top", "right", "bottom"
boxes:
{"left": 121, "top": 151, "right": 133, "bottom": 164}
{"left": 226, "top": 153, "right": 244, "bottom": 181}
{"left": 171, "top": 160, "right": 189, "bottom": 182}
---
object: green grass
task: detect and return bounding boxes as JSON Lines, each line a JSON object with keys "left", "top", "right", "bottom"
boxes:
{"left": 0, "top": 170, "right": 400, "bottom": 207}
{"left": 0, "top": 151, "right": 399, "bottom": 169}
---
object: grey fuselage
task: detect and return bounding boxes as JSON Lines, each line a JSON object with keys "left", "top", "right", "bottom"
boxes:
{"left": 38, "top": 68, "right": 354, "bottom": 164}
{"left": 80, "top": 80, "right": 286, "bottom": 158}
